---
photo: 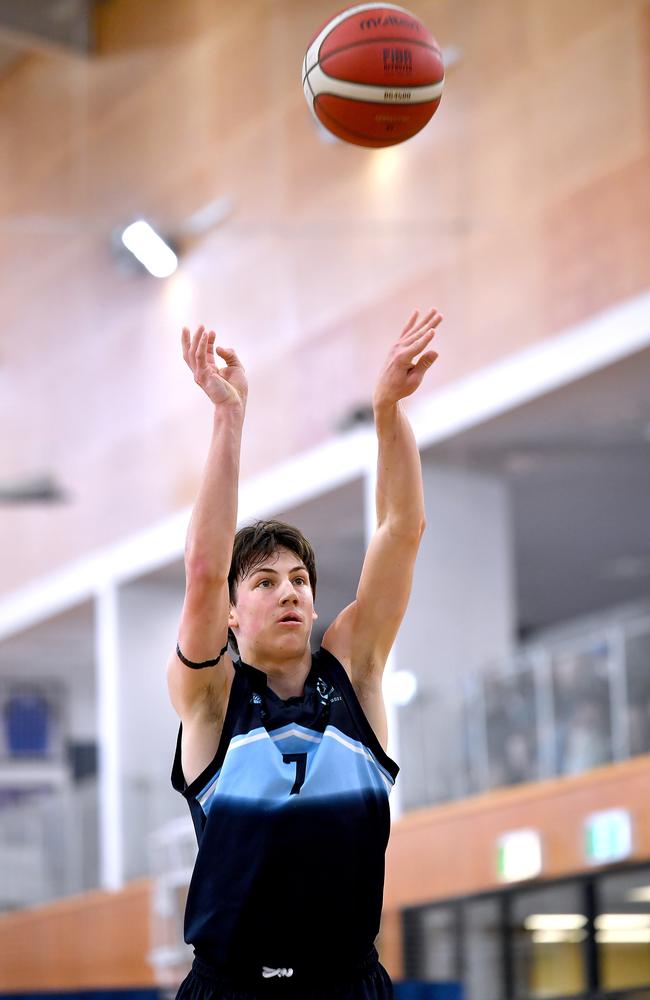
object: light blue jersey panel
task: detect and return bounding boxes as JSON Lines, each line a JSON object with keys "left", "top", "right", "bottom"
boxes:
{"left": 197, "top": 722, "right": 393, "bottom": 813}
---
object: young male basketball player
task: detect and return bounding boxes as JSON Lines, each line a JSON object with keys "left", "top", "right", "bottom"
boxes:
{"left": 168, "top": 309, "right": 442, "bottom": 999}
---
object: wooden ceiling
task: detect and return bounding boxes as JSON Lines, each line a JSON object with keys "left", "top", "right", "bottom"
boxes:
{"left": 0, "top": 0, "right": 648, "bottom": 596}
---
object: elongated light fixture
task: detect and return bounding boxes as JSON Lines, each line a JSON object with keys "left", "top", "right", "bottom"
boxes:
{"left": 121, "top": 220, "right": 177, "bottom": 277}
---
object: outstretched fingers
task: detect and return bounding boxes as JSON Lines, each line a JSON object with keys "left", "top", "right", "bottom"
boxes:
{"left": 198, "top": 330, "right": 218, "bottom": 371}
{"left": 401, "top": 330, "right": 434, "bottom": 366}
{"left": 404, "top": 309, "right": 442, "bottom": 342}
{"left": 181, "top": 326, "right": 244, "bottom": 376}
{"left": 400, "top": 310, "right": 420, "bottom": 337}
{"left": 185, "top": 325, "right": 204, "bottom": 368}
{"left": 398, "top": 310, "right": 442, "bottom": 357}
{"left": 195, "top": 328, "right": 207, "bottom": 370}
{"left": 181, "top": 326, "right": 193, "bottom": 368}
{"left": 404, "top": 320, "right": 441, "bottom": 358}
{"left": 215, "top": 345, "right": 242, "bottom": 366}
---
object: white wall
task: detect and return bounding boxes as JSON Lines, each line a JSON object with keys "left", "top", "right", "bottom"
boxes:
{"left": 395, "top": 463, "right": 517, "bottom": 808}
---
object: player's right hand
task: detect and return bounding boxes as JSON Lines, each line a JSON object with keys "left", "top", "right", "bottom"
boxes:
{"left": 182, "top": 326, "right": 248, "bottom": 411}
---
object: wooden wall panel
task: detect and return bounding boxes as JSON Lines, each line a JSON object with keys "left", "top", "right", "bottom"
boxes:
{"left": 0, "top": 879, "right": 152, "bottom": 990}
{"left": 0, "top": 875, "right": 400, "bottom": 989}
{"left": 0, "top": 0, "right": 648, "bottom": 596}
{"left": 384, "top": 754, "right": 650, "bottom": 911}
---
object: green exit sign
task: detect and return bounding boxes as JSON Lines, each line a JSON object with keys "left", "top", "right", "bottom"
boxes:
{"left": 584, "top": 809, "right": 632, "bottom": 864}
{"left": 496, "top": 829, "right": 543, "bottom": 883}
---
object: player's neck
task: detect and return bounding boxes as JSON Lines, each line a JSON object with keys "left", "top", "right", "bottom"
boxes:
{"left": 242, "top": 646, "right": 312, "bottom": 699}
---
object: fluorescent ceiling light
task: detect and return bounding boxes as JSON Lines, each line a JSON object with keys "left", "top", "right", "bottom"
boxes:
{"left": 627, "top": 886, "right": 650, "bottom": 903}
{"left": 121, "top": 220, "right": 177, "bottom": 277}
{"left": 525, "top": 914, "right": 587, "bottom": 931}
{"left": 526, "top": 914, "right": 650, "bottom": 944}
{"left": 596, "top": 914, "right": 650, "bottom": 930}
{"left": 531, "top": 930, "right": 586, "bottom": 945}
{"left": 597, "top": 928, "right": 650, "bottom": 944}
{"left": 531, "top": 928, "right": 650, "bottom": 946}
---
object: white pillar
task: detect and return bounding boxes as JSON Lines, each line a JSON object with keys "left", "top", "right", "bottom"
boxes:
{"left": 117, "top": 580, "right": 186, "bottom": 880}
{"left": 95, "top": 584, "right": 123, "bottom": 889}
{"left": 396, "top": 462, "right": 517, "bottom": 809}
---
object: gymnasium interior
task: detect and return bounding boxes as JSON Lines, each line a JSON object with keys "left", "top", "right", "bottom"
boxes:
{"left": 0, "top": 1, "right": 649, "bottom": 998}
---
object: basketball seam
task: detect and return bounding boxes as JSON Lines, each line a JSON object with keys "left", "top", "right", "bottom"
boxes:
{"left": 305, "top": 64, "right": 444, "bottom": 104}
{"left": 305, "top": 69, "right": 316, "bottom": 103}
{"left": 303, "top": 64, "right": 441, "bottom": 92}
{"left": 303, "top": 3, "right": 413, "bottom": 77}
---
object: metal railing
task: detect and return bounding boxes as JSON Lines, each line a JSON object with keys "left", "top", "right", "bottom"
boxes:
{"left": 399, "top": 610, "right": 650, "bottom": 811}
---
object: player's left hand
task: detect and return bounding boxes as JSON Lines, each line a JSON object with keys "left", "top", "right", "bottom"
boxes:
{"left": 372, "top": 308, "right": 442, "bottom": 409}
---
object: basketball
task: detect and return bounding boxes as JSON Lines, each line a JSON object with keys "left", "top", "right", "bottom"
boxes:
{"left": 302, "top": 4, "right": 444, "bottom": 148}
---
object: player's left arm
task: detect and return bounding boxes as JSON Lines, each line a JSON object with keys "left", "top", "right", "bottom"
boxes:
{"left": 323, "top": 309, "right": 442, "bottom": 684}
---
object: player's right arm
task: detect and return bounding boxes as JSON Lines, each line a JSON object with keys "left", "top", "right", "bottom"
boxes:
{"left": 166, "top": 327, "right": 247, "bottom": 780}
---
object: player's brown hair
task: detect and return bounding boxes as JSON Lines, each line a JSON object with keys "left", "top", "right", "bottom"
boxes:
{"left": 227, "top": 519, "right": 317, "bottom": 651}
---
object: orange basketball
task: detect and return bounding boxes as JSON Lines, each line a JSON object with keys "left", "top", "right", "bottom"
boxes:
{"left": 302, "top": 4, "right": 444, "bottom": 148}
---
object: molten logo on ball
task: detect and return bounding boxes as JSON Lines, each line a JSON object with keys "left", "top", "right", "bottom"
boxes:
{"left": 360, "top": 14, "right": 421, "bottom": 31}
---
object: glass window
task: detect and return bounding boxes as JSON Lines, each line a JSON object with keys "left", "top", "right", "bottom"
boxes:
{"left": 597, "top": 868, "right": 650, "bottom": 992}
{"left": 625, "top": 627, "right": 650, "bottom": 756}
{"left": 403, "top": 904, "right": 459, "bottom": 982}
{"left": 484, "top": 668, "right": 539, "bottom": 789}
{"left": 462, "top": 896, "right": 504, "bottom": 1000}
{"left": 510, "top": 882, "right": 587, "bottom": 998}
{"left": 552, "top": 640, "right": 613, "bottom": 775}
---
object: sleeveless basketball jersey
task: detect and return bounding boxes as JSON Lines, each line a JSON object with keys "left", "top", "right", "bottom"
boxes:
{"left": 171, "top": 645, "right": 399, "bottom": 983}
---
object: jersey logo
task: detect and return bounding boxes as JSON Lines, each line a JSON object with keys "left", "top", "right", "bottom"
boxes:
{"left": 317, "top": 677, "right": 334, "bottom": 701}
{"left": 251, "top": 693, "right": 262, "bottom": 704}
{"left": 317, "top": 677, "right": 342, "bottom": 706}
{"left": 262, "top": 966, "right": 294, "bottom": 978}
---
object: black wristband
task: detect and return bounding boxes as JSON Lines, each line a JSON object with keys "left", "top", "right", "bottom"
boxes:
{"left": 176, "top": 640, "right": 229, "bottom": 670}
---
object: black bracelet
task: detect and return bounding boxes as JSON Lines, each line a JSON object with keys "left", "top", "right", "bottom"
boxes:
{"left": 176, "top": 640, "right": 229, "bottom": 670}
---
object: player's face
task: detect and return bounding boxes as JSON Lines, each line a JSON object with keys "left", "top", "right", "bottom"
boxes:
{"left": 228, "top": 546, "right": 317, "bottom": 654}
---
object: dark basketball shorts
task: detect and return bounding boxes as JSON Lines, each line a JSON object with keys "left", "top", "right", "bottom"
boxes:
{"left": 174, "top": 947, "right": 394, "bottom": 999}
